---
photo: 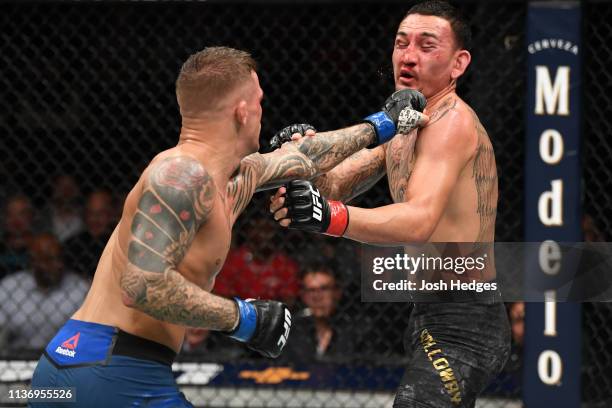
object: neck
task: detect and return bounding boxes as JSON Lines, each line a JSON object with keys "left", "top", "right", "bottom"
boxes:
{"left": 426, "top": 81, "right": 457, "bottom": 109}
{"left": 178, "top": 117, "right": 243, "bottom": 184}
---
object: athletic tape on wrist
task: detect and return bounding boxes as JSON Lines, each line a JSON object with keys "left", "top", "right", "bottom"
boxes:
{"left": 229, "top": 298, "right": 257, "bottom": 342}
{"left": 325, "top": 200, "right": 349, "bottom": 237}
{"left": 364, "top": 112, "right": 396, "bottom": 145}
{"left": 397, "top": 108, "right": 421, "bottom": 134}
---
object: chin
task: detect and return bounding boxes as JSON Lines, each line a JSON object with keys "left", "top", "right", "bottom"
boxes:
{"left": 395, "top": 82, "right": 417, "bottom": 91}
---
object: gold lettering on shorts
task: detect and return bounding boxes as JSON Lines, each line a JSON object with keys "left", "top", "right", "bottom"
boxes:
{"left": 420, "top": 329, "right": 462, "bottom": 405}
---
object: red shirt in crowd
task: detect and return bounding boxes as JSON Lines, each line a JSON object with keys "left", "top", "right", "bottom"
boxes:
{"left": 214, "top": 246, "right": 299, "bottom": 302}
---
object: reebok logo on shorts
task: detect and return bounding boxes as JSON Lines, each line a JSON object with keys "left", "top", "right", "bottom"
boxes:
{"left": 55, "top": 332, "right": 80, "bottom": 358}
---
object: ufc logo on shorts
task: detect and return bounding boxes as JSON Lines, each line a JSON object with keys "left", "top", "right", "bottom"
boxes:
{"left": 277, "top": 308, "right": 292, "bottom": 349}
{"left": 309, "top": 185, "right": 323, "bottom": 221}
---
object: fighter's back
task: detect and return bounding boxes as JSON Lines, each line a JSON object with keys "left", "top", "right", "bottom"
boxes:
{"left": 73, "top": 146, "right": 232, "bottom": 352}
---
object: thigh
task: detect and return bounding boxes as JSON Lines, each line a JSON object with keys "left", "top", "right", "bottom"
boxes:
{"left": 394, "top": 302, "right": 510, "bottom": 408}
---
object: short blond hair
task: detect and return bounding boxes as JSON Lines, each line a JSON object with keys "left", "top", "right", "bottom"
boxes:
{"left": 176, "top": 46, "right": 257, "bottom": 114}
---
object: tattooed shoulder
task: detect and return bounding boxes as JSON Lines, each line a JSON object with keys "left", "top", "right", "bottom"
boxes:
{"left": 127, "top": 156, "right": 215, "bottom": 273}
{"left": 426, "top": 96, "right": 458, "bottom": 126}
{"left": 226, "top": 153, "right": 265, "bottom": 217}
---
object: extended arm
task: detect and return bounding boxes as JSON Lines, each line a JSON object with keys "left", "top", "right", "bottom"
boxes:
{"left": 226, "top": 123, "right": 376, "bottom": 220}
{"left": 227, "top": 89, "right": 428, "bottom": 220}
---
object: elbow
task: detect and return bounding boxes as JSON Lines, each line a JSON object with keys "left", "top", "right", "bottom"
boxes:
{"left": 413, "top": 213, "right": 437, "bottom": 242}
{"left": 397, "top": 212, "right": 437, "bottom": 243}
{"left": 121, "top": 291, "right": 138, "bottom": 308}
{"left": 410, "top": 225, "right": 434, "bottom": 243}
{"left": 120, "top": 269, "right": 146, "bottom": 309}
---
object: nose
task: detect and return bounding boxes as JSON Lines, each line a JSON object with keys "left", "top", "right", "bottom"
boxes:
{"left": 399, "top": 44, "right": 418, "bottom": 67}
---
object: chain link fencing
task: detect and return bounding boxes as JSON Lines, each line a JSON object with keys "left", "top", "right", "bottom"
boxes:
{"left": 0, "top": 0, "right": 608, "bottom": 407}
{"left": 582, "top": 1, "right": 612, "bottom": 407}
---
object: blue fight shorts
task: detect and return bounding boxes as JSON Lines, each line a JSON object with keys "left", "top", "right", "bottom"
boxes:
{"left": 29, "top": 319, "right": 193, "bottom": 408}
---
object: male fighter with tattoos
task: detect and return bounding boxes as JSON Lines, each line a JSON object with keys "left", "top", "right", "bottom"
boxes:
{"left": 28, "top": 47, "right": 426, "bottom": 407}
{"left": 270, "top": 2, "right": 510, "bottom": 407}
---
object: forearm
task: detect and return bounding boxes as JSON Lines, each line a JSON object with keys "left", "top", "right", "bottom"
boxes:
{"left": 295, "top": 123, "right": 376, "bottom": 175}
{"left": 254, "top": 123, "right": 377, "bottom": 192}
{"left": 315, "top": 171, "right": 380, "bottom": 202}
{"left": 313, "top": 147, "right": 386, "bottom": 201}
{"left": 121, "top": 266, "right": 238, "bottom": 331}
{"left": 343, "top": 203, "right": 433, "bottom": 244}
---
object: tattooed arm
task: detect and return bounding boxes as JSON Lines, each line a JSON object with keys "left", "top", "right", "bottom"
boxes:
{"left": 120, "top": 156, "right": 237, "bottom": 331}
{"left": 227, "top": 123, "right": 377, "bottom": 220}
{"left": 315, "top": 146, "right": 386, "bottom": 201}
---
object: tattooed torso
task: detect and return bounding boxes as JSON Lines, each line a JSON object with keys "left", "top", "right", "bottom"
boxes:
{"left": 386, "top": 94, "right": 498, "bottom": 243}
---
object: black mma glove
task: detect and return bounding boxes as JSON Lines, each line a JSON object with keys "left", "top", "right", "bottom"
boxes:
{"left": 364, "top": 89, "right": 427, "bottom": 146}
{"left": 280, "top": 179, "right": 349, "bottom": 237}
{"left": 268, "top": 123, "right": 316, "bottom": 151}
{"left": 227, "top": 298, "right": 291, "bottom": 358}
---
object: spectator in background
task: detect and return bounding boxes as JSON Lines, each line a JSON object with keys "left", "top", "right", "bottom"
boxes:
{"left": 65, "top": 189, "right": 115, "bottom": 279}
{"left": 0, "top": 233, "right": 88, "bottom": 350}
{"left": 283, "top": 260, "right": 361, "bottom": 364}
{"left": 44, "top": 174, "right": 84, "bottom": 242}
{"left": 0, "top": 194, "right": 36, "bottom": 278}
{"left": 214, "top": 218, "right": 299, "bottom": 304}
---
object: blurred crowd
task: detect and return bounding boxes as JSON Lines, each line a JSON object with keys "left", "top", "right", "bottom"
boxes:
{"left": 0, "top": 175, "right": 118, "bottom": 351}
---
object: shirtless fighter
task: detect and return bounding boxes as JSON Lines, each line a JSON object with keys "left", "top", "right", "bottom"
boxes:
{"left": 270, "top": 2, "right": 511, "bottom": 407}
{"left": 28, "top": 47, "right": 426, "bottom": 407}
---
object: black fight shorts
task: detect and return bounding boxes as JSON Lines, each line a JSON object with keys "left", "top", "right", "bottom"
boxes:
{"left": 393, "top": 302, "right": 511, "bottom": 408}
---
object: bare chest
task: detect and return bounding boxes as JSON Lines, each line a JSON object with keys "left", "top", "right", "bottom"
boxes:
{"left": 385, "top": 130, "right": 419, "bottom": 203}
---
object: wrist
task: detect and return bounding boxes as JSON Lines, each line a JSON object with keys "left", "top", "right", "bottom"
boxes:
{"left": 364, "top": 111, "right": 396, "bottom": 145}
{"left": 324, "top": 201, "right": 349, "bottom": 237}
{"left": 228, "top": 298, "right": 257, "bottom": 342}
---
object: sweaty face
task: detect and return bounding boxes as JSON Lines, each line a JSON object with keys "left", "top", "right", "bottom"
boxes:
{"left": 392, "top": 14, "right": 459, "bottom": 98}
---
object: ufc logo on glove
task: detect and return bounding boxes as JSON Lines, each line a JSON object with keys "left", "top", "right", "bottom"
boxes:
{"left": 310, "top": 185, "right": 323, "bottom": 221}
{"left": 277, "top": 308, "right": 292, "bottom": 348}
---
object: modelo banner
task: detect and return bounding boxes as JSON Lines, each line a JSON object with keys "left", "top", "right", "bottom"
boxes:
{"left": 524, "top": 2, "right": 581, "bottom": 407}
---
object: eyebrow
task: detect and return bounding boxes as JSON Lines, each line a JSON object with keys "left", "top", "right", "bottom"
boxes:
{"left": 396, "top": 31, "right": 440, "bottom": 40}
